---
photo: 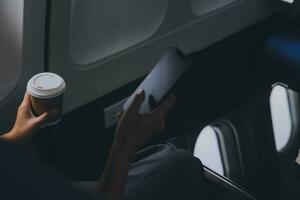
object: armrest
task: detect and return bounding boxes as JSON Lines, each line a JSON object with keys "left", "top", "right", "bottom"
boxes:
{"left": 204, "top": 167, "right": 261, "bottom": 200}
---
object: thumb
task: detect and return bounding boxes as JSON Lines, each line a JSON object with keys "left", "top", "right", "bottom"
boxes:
{"left": 128, "top": 90, "right": 145, "bottom": 113}
{"left": 33, "top": 112, "right": 49, "bottom": 127}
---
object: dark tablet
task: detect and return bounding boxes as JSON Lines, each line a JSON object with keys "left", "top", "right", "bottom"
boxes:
{"left": 123, "top": 47, "right": 190, "bottom": 113}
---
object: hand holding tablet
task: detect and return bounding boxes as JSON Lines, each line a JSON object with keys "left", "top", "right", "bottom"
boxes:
{"left": 123, "top": 47, "right": 190, "bottom": 113}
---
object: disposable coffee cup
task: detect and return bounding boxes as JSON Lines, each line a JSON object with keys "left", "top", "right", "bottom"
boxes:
{"left": 27, "top": 72, "right": 66, "bottom": 125}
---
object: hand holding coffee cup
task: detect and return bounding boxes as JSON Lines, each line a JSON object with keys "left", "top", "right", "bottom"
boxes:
{"left": 27, "top": 72, "right": 66, "bottom": 125}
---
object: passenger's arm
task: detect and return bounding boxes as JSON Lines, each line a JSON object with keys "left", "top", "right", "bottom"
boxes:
{"left": 1, "top": 93, "right": 51, "bottom": 144}
{"left": 96, "top": 90, "right": 175, "bottom": 200}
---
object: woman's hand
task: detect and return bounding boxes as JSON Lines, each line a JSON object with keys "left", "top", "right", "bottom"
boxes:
{"left": 96, "top": 90, "right": 175, "bottom": 200}
{"left": 114, "top": 90, "right": 176, "bottom": 155}
{"left": 2, "top": 93, "right": 50, "bottom": 143}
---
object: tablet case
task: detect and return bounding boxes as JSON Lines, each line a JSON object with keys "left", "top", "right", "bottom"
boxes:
{"left": 123, "top": 47, "right": 190, "bottom": 113}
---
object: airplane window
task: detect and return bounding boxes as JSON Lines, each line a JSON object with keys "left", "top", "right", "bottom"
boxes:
{"left": 193, "top": 125, "right": 225, "bottom": 176}
{"left": 69, "top": 0, "right": 168, "bottom": 65}
{"left": 0, "top": 0, "right": 24, "bottom": 103}
{"left": 282, "top": 0, "right": 294, "bottom": 3}
{"left": 190, "top": 0, "right": 238, "bottom": 16}
{"left": 270, "top": 85, "right": 294, "bottom": 152}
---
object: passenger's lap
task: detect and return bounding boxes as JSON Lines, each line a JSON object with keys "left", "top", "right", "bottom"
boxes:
{"left": 74, "top": 140, "right": 207, "bottom": 200}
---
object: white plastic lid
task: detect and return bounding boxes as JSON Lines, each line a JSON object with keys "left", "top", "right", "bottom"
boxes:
{"left": 27, "top": 72, "right": 66, "bottom": 98}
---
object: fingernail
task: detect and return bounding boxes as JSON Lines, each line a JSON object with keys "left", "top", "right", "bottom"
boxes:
{"left": 138, "top": 89, "right": 144, "bottom": 94}
{"left": 137, "top": 90, "right": 145, "bottom": 97}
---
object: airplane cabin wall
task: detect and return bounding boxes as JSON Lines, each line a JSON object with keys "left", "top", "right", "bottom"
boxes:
{"left": 0, "top": 0, "right": 280, "bottom": 133}
{"left": 47, "top": 0, "right": 279, "bottom": 114}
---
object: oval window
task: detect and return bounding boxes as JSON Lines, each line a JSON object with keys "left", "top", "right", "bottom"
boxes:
{"left": 193, "top": 125, "right": 224, "bottom": 176}
{"left": 270, "top": 84, "right": 296, "bottom": 152}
